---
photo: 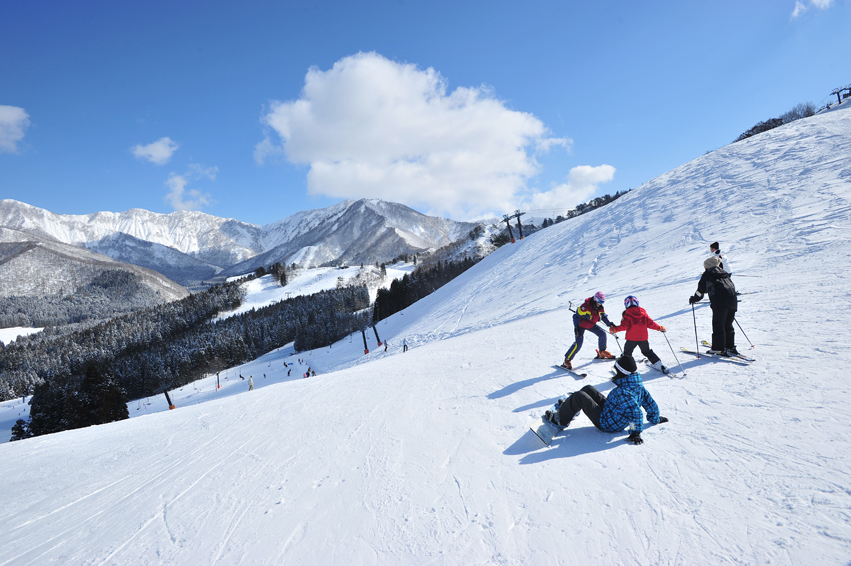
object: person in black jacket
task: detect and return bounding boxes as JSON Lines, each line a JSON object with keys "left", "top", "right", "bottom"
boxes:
{"left": 689, "top": 256, "right": 738, "bottom": 355}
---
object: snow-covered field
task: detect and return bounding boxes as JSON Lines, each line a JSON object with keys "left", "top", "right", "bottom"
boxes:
{"left": 217, "top": 262, "right": 415, "bottom": 320}
{"left": 1, "top": 106, "right": 850, "bottom": 565}
{"left": 0, "top": 327, "right": 42, "bottom": 346}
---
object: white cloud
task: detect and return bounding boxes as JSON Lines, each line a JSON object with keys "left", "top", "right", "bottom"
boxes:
{"left": 792, "top": 0, "right": 833, "bottom": 18}
{"left": 133, "top": 137, "right": 179, "bottom": 165}
{"left": 522, "top": 164, "right": 616, "bottom": 213}
{"left": 164, "top": 164, "right": 217, "bottom": 211}
{"left": 256, "top": 52, "right": 568, "bottom": 218}
{"left": 0, "top": 105, "right": 31, "bottom": 154}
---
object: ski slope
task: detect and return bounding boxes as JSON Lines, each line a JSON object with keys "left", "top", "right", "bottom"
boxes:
{"left": 1, "top": 106, "right": 850, "bottom": 565}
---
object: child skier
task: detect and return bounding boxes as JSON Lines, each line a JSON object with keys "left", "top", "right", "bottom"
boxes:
{"left": 609, "top": 295, "right": 669, "bottom": 373}
{"left": 547, "top": 355, "right": 668, "bottom": 445}
{"left": 562, "top": 291, "right": 615, "bottom": 370}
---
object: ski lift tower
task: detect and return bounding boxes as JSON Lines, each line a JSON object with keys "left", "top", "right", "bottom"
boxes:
{"left": 513, "top": 210, "right": 526, "bottom": 240}
{"left": 502, "top": 214, "right": 516, "bottom": 244}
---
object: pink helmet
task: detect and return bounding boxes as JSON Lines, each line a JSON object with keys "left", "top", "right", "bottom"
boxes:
{"left": 593, "top": 291, "right": 605, "bottom": 303}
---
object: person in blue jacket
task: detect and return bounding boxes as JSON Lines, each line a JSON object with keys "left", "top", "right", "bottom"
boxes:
{"left": 547, "top": 355, "right": 668, "bottom": 444}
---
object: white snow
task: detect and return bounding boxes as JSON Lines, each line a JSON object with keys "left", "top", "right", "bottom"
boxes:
{"left": 1, "top": 106, "right": 851, "bottom": 564}
{"left": 215, "top": 263, "right": 416, "bottom": 320}
{"left": 0, "top": 327, "right": 42, "bottom": 345}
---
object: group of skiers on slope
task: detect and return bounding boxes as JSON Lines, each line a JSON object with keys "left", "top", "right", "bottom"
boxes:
{"left": 549, "top": 242, "right": 737, "bottom": 445}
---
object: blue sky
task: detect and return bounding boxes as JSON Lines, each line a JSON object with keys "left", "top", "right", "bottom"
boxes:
{"left": 1, "top": 0, "right": 848, "bottom": 225}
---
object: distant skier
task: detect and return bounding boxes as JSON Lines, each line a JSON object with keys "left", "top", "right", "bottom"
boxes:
{"left": 384, "top": 340, "right": 389, "bottom": 352}
{"left": 562, "top": 291, "right": 615, "bottom": 370}
{"left": 689, "top": 255, "right": 739, "bottom": 356}
{"left": 248, "top": 376, "right": 254, "bottom": 391}
{"left": 609, "top": 295, "right": 668, "bottom": 373}
{"left": 403, "top": 338, "right": 408, "bottom": 353}
{"left": 546, "top": 355, "right": 668, "bottom": 445}
{"left": 709, "top": 241, "right": 728, "bottom": 272}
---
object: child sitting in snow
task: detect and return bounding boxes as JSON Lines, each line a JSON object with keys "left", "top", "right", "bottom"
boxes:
{"left": 609, "top": 295, "right": 668, "bottom": 373}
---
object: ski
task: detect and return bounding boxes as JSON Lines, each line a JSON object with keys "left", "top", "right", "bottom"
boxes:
{"left": 553, "top": 364, "right": 587, "bottom": 379}
{"left": 700, "top": 340, "right": 756, "bottom": 362}
{"left": 680, "top": 347, "right": 751, "bottom": 365}
{"left": 642, "top": 358, "right": 684, "bottom": 379}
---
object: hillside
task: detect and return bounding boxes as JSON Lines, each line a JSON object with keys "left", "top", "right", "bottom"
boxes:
{"left": 0, "top": 106, "right": 850, "bottom": 565}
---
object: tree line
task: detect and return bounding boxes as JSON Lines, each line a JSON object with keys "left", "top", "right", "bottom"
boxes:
{"left": 5, "top": 278, "right": 371, "bottom": 440}
{"left": 372, "top": 257, "right": 478, "bottom": 323}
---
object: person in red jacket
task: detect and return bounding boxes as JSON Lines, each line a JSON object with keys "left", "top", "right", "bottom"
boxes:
{"left": 562, "top": 291, "right": 615, "bottom": 369}
{"left": 609, "top": 295, "right": 668, "bottom": 373}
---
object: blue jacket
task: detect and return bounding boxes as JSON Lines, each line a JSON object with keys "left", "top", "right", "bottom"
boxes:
{"left": 599, "top": 371, "right": 660, "bottom": 434}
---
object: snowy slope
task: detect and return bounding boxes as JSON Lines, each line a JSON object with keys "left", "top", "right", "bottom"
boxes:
{"left": 1, "top": 107, "right": 851, "bottom": 565}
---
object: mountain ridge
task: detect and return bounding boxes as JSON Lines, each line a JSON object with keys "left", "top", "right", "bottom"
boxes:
{"left": 0, "top": 198, "right": 480, "bottom": 288}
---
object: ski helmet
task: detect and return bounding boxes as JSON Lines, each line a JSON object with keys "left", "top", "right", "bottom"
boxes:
{"left": 593, "top": 291, "right": 605, "bottom": 303}
{"left": 624, "top": 295, "right": 639, "bottom": 309}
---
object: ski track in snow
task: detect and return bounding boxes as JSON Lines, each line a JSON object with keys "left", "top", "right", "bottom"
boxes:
{"left": 1, "top": 105, "right": 851, "bottom": 564}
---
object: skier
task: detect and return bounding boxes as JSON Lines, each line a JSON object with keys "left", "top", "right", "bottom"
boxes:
{"left": 609, "top": 295, "right": 668, "bottom": 373}
{"left": 403, "top": 338, "right": 408, "bottom": 353}
{"left": 248, "top": 376, "right": 254, "bottom": 391}
{"left": 546, "top": 355, "right": 668, "bottom": 445}
{"left": 562, "top": 291, "right": 615, "bottom": 370}
{"left": 709, "top": 241, "right": 727, "bottom": 271}
{"left": 689, "top": 255, "right": 739, "bottom": 356}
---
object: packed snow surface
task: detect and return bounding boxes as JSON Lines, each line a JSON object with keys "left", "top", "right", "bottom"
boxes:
{"left": 1, "top": 107, "right": 851, "bottom": 565}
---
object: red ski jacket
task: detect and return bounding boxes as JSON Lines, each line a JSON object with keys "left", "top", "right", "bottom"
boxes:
{"left": 576, "top": 297, "right": 611, "bottom": 329}
{"left": 611, "top": 306, "right": 661, "bottom": 341}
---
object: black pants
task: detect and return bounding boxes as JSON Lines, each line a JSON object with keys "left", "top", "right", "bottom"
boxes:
{"left": 623, "top": 340, "right": 660, "bottom": 364}
{"left": 558, "top": 385, "right": 605, "bottom": 429}
{"left": 711, "top": 306, "right": 736, "bottom": 351}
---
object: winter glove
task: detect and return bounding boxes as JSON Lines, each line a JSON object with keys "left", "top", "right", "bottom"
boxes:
{"left": 688, "top": 295, "right": 699, "bottom": 304}
{"left": 609, "top": 327, "right": 617, "bottom": 335}
{"left": 658, "top": 325, "right": 666, "bottom": 333}
{"left": 626, "top": 431, "right": 644, "bottom": 445}
{"left": 658, "top": 416, "right": 669, "bottom": 423}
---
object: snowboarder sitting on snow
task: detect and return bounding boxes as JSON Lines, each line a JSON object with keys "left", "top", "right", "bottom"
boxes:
{"left": 609, "top": 295, "right": 668, "bottom": 373}
{"left": 562, "top": 291, "right": 615, "bottom": 370}
{"left": 689, "top": 255, "right": 739, "bottom": 356}
{"left": 547, "top": 355, "right": 668, "bottom": 445}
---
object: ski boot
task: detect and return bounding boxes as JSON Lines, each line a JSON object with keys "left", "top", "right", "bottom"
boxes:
{"left": 595, "top": 349, "right": 615, "bottom": 359}
{"left": 651, "top": 360, "right": 669, "bottom": 374}
{"left": 560, "top": 358, "right": 573, "bottom": 370}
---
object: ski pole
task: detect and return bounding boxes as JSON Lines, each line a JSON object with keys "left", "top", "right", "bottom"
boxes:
{"left": 662, "top": 330, "right": 686, "bottom": 376}
{"left": 734, "top": 318, "right": 754, "bottom": 348}
{"left": 609, "top": 330, "right": 623, "bottom": 353}
{"left": 691, "top": 303, "right": 701, "bottom": 358}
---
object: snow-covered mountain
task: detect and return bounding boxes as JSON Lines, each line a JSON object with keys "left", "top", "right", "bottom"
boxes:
{"left": 0, "top": 199, "right": 480, "bottom": 288}
{"left": 0, "top": 226, "right": 187, "bottom": 302}
{"left": 1, "top": 105, "right": 850, "bottom": 565}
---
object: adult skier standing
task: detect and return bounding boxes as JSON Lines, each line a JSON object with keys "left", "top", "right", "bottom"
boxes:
{"left": 609, "top": 295, "right": 668, "bottom": 373}
{"left": 561, "top": 291, "right": 615, "bottom": 370}
{"left": 689, "top": 255, "right": 739, "bottom": 356}
{"left": 546, "top": 355, "right": 668, "bottom": 445}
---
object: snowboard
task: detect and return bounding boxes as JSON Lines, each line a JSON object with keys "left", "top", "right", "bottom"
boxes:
{"left": 530, "top": 415, "right": 563, "bottom": 445}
